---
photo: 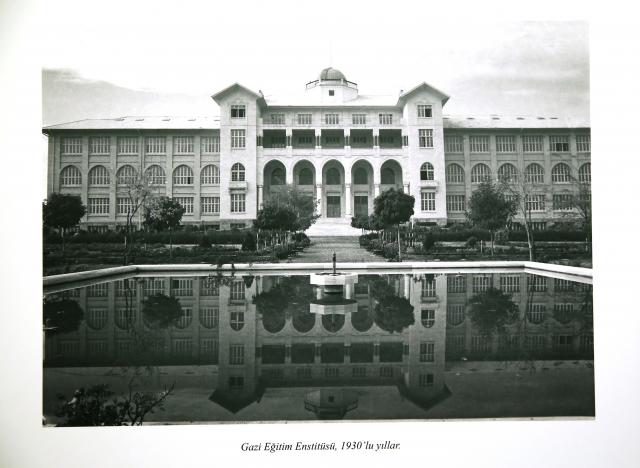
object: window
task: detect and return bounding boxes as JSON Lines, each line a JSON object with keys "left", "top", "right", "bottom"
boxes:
{"left": 421, "top": 277, "right": 436, "bottom": 298}
{"left": 60, "top": 165, "right": 82, "bottom": 186}
{"left": 231, "top": 129, "right": 246, "bottom": 148}
{"left": 554, "top": 303, "right": 574, "bottom": 323}
{"left": 500, "top": 275, "right": 520, "bottom": 292}
{"left": 469, "top": 136, "right": 489, "bottom": 153}
{"left": 352, "top": 367, "right": 366, "bottom": 378}
{"left": 445, "top": 136, "right": 463, "bottom": 153}
{"left": 145, "top": 165, "right": 166, "bottom": 185}
{"left": 115, "top": 308, "right": 136, "bottom": 330}
{"left": 117, "top": 136, "right": 138, "bottom": 155}
{"left": 525, "top": 194, "right": 545, "bottom": 212}
{"left": 576, "top": 135, "right": 590, "bottom": 152}
{"left": 527, "top": 275, "right": 547, "bottom": 292}
{"left": 173, "top": 196, "right": 193, "bottom": 214}
{"left": 145, "top": 136, "right": 166, "bottom": 154}
{"left": 201, "top": 196, "right": 220, "bottom": 214}
{"left": 421, "top": 191, "right": 435, "bottom": 211}
{"left": 116, "top": 197, "right": 133, "bottom": 215}
{"left": 472, "top": 275, "right": 491, "bottom": 293}
{"left": 326, "top": 167, "right": 341, "bottom": 185}
{"left": 496, "top": 135, "right": 516, "bottom": 153}
{"left": 271, "top": 168, "right": 285, "bottom": 185}
{"left": 353, "top": 168, "right": 368, "bottom": 185}
{"left": 447, "top": 195, "right": 466, "bottom": 212}
{"left": 89, "top": 137, "right": 110, "bottom": 155}
{"left": 579, "top": 163, "right": 591, "bottom": 183}
{"left": 297, "top": 113, "right": 312, "bottom": 125}
{"left": 420, "top": 162, "right": 434, "bottom": 181}
{"left": 471, "top": 163, "right": 491, "bottom": 183}
{"left": 175, "top": 308, "right": 193, "bottom": 329}
{"left": 552, "top": 335, "right": 573, "bottom": 352}
{"left": 352, "top": 114, "right": 366, "bottom": 125}
{"left": 115, "top": 280, "right": 136, "bottom": 297}
{"left": 447, "top": 304, "right": 466, "bottom": 326}
{"left": 170, "top": 136, "right": 193, "bottom": 154}
{"left": 552, "top": 163, "right": 572, "bottom": 183}
{"left": 525, "top": 163, "right": 544, "bottom": 183}
{"left": 379, "top": 113, "right": 393, "bottom": 125}
{"left": 228, "top": 376, "right": 244, "bottom": 391}
{"left": 379, "top": 134, "right": 396, "bottom": 145}
{"left": 471, "top": 335, "right": 492, "bottom": 353}
{"left": 418, "top": 105, "right": 432, "bottom": 118}
{"left": 298, "top": 168, "right": 313, "bottom": 185}
{"left": 144, "top": 278, "right": 165, "bottom": 296}
{"left": 173, "top": 165, "right": 194, "bottom": 185}
{"left": 87, "top": 283, "right": 108, "bottom": 297}
{"left": 530, "top": 221, "right": 547, "bottom": 231}
{"left": 88, "top": 197, "right": 109, "bottom": 215}
{"left": 86, "top": 308, "right": 108, "bottom": 330}
{"left": 61, "top": 137, "right": 82, "bottom": 155}
{"left": 419, "top": 129, "right": 434, "bottom": 148}
{"left": 496, "top": 163, "right": 517, "bottom": 183}
{"left": 550, "top": 135, "right": 570, "bottom": 152}
{"left": 523, "top": 135, "right": 543, "bottom": 153}
{"left": 88, "top": 165, "right": 110, "bottom": 186}
{"left": 116, "top": 165, "right": 137, "bottom": 185}
{"left": 324, "top": 113, "right": 339, "bottom": 125}
{"left": 419, "top": 374, "right": 434, "bottom": 388}
{"left": 200, "top": 164, "right": 220, "bottom": 185}
{"left": 200, "top": 307, "right": 219, "bottom": 328}
{"left": 200, "top": 277, "right": 219, "bottom": 296}
{"left": 446, "top": 164, "right": 465, "bottom": 183}
{"left": 553, "top": 194, "right": 573, "bottom": 211}
{"left": 554, "top": 278, "right": 575, "bottom": 292}
{"left": 201, "top": 136, "right": 220, "bottom": 153}
{"left": 230, "top": 104, "right": 245, "bottom": 118}
{"left": 231, "top": 163, "right": 245, "bottom": 181}
{"left": 270, "top": 113, "right": 285, "bottom": 125}
{"left": 447, "top": 275, "right": 466, "bottom": 293}
{"left": 229, "top": 344, "right": 244, "bottom": 365}
{"left": 231, "top": 193, "right": 246, "bottom": 213}
{"left": 421, "top": 309, "right": 435, "bottom": 328}
{"left": 230, "top": 281, "right": 245, "bottom": 301}
{"left": 419, "top": 342, "right": 435, "bottom": 362}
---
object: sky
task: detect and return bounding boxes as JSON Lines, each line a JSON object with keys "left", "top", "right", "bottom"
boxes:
{"left": 40, "top": 6, "right": 589, "bottom": 126}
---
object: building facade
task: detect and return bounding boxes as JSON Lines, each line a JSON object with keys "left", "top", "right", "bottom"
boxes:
{"left": 43, "top": 68, "right": 591, "bottom": 231}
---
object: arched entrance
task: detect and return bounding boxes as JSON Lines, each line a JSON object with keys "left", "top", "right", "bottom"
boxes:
{"left": 351, "top": 160, "right": 374, "bottom": 217}
{"left": 263, "top": 160, "right": 287, "bottom": 202}
{"left": 380, "top": 159, "right": 403, "bottom": 192}
{"left": 322, "top": 160, "right": 345, "bottom": 218}
{"left": 293, "top": 160, "right": 316, "bottom": 195}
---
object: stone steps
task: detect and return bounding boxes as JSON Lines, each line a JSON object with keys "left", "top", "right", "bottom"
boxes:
{"left": 305, "top": 219, "right": 363, "bottom": 237}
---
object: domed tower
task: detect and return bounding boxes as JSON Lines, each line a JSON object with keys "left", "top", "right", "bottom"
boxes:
{"left": 305, "top": 67, "right": 358, "bottom": 103}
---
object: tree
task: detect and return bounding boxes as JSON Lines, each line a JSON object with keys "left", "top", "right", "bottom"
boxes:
{"left": 143, "top": 197, "right": 185, "bottom": 257}
{"left": 141, "top": 294, "right": 183, "bottom": 329}
{"left": 373, "top": 188, "right": 415, "bottom": 261}
{"left": 121, "top": 170, "right": 155, "bottom": 262}
{"left": 467, "top": 287, "right": 519, "bottom": 337}
{"left": 467, "top": 180, "right": 516, "bottom": 255}
{"left": 374, "top": 296, "right": 415, "bottom": 333}
{"left": 43, "top": 193, "right": 86, "bottom": 254}
{"left": 43, "top": 297, "right": 84, "bottom": 335}
{"left": 254, "top": 203, "right": 297, "bottom": 232}
{"left": 272, "top": 185, "right": 320, "bottom": 232}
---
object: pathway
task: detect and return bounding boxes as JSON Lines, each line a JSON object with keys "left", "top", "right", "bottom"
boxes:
{"left": 291, "top": 236, "right": 381, "bottom": 263}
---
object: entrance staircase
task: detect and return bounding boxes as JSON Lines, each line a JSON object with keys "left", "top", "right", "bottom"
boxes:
{"left": 305, "top": 217, "right": 363, "bottom": 237}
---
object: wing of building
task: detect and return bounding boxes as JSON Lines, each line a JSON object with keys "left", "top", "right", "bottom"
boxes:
{"left": 42, "top": 67, "right": 591, "bottom": 231}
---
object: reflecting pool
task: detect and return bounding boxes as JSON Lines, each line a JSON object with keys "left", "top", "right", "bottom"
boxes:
{"left": 43, "top": 270, "right": 594, "bottom": 424}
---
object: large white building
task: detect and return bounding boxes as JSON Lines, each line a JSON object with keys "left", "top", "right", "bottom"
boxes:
{"left": 43, "top": 67, "right": 591, "bottom": 231}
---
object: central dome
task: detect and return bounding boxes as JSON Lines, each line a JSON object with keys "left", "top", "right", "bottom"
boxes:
{"left": 319, "top": 67, "right": 346, "bottom": 81}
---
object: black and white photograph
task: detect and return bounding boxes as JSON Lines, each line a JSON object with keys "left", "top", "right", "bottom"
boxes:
{"left": 1, "top": 1, "right": 640, "bottom": 467}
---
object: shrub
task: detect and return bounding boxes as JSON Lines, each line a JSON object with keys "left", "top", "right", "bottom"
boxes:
{"left": 421, "top": 232, "right": 436, "bottom": 252}
{"left": 274, "top": 245, "right": 290, "bottom": 260}
{"left": 198, "top": 236, "right": 212, "bottom": 248}
{"left": 466, "top": 236, "right": 478, "bottom": 248}
{"left": 382, "top": 242, "right": 400, "bottom": 260}
{"left": 241, "top": 232, "right": 257, "bottom": 252}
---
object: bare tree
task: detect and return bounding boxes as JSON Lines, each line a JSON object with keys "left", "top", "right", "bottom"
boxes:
{"left": 120, "top": 170, "right": 156, "bottom": 263}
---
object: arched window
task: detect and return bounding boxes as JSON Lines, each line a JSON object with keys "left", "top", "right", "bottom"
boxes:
{"left": 115, "top": 308, "right": 136, "bottom": 330}
{"left": 230, "top": 311, "right": 244, "bottom": 331}
{"left": 88, "top": 165, "right": 110, "bottom": 186}
{"left": 551, "top": 163, "right": 572, "bottom": 183}
{"left": 116, "top": 165, "right": 137, "bottom": 186}
{"left": 231, "top": 163, "right": 245, "bottom": 182}
{"left": 447, "top": 305, "right": 465, "bottom": 327}
{"left": 446, "top": 163, "right": 465, "bottom": 184}
{"left": 86, "top": 308, "right": 107, "bottom": 330}
{"left": 199, "top": 307, "right": 219, "bottom": 329}
{"left": 298, "top": 168, "right": 313, "bottom": 185}
{"left": 173, "top": 165, "right": 193, "bottom": 185}
{"left": 420, "top": 162, "right": 434, "bottom": 181}
{"left": 353, "top": 167, "right": 368, "bottom": 185}
{"left": 326, "top": 167, "right": 341, "bottom": 185}
{"left": 471, "top": 163, "right": 491, "bottom": 183}
{"left": 60, "top": 165, "right": 82, "bottom": 186}
{"left": 579, "top": 163, "right": 591, "bottom": 183}
{"left": 175, "top": 309, "right": 192, "bottom": 329}
{"left": 381, "top": 167, "right": 396, "bottom": 184}
{"left": 271, "top": 167, "right": 285, "bottom": 185}
{"left": 498, "top": 163, "right": 517, "bottom": 183}
{"left": 525, "top": 163, "right": 544, "bottom": 183}
{"left": 145, "top": 165, "right": 166, "bottom": 185}
{"left": 421, "top": 309, "right": 435, "bottom": 328}
{"left": 200, "top": 164, "right": 220, "bottom": 185}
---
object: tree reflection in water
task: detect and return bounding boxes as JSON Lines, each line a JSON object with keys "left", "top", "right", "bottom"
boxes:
{"left": 467, "top": 287, "right": 519, "bottom": 338}
{"left": 43, "top": 297, "right": 84, "bottom": 335}
{"left": 253, "top": 276, "right": 316, "bottom": 333}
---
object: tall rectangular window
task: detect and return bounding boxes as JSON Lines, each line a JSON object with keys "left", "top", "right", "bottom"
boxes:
{"left": 173, "top": 136, "right": 194, "bottom": 154}
{"left": 447, "top": 275, "right": 466, "bottom": 293}
{"left": 297, "top": 113, "right": 312, "bottom": 125}
{"left": 446, "top": 195, "right": 466, "bottom": 212}
{"left": 527, "top": 275, "right": 547, "bottom": 292}
{"left": 472, "top": 275, "right": 491, "bottom": 293}
{"left": 419, "top": 374, "right": 435, "bottom": 388}
{"left": 500, "top": 275, "right": 520, "bottom": 292}
{"left": 419, "top": 129, "right": 434, "bottom": 148}
{"left": 379, "top": 113, "right": 393, "bottom": 125}
{"left": 418, "top": 105, "right": 432, "bottom": 118}
{"left": 553, "top": 194, "right": 574, "bottom": 211}
{"left": 270, "top": 113, "right": 285, "bottom": 124}
{"left": 173, "top": 197, "right": 193, "bottom": 214}
{"left": 469, "top": 136, "right": 490, "bottom": 153}
{"left": 421, "top": 191, "right": 436, "bottom": 211}
{"left": 523, "top": 135, "right": 543, "bottom": 152}
{"left": 88, "top": 197, "right": 109, "bottom": 215}
{"left": 230, "top": 105, "right": 245, "bottom": 118}
{"left": 444, "top": 136, "right": 463, "bottom": 153}
{"left": 352, "top": 114, "right": 366, "bottom": 125}
{"left": 229, "top": 345, "right": 244, "bottom": 365}
{"left": 419, "top": 342, "right": 435, "bottom": 362}
{"left": 117, "top": 137, "right": 138, "bottom": 155}
{"left": 89, "top": 137, "right": 110, "bottom": 155}
{"left": 116, "top": 197, "right": 133, "bottom": 215}
{"left": 201, "top": 136, "right": 220, "bottom": 153}
{"left": 61, "top": 137, "right": 82, "bottom": 155}
{"left": 201, "top": 196, "right": 220, "bottom": 214}
{"left": 231, "top": 129, "right": 246, "bottom": 149}
{"left": 145, "top": 136, "right": 166, "bottom": 154}
{"left": 325, "top": 113, "right": 339, "bottom": 125}
{"left": 576, "top": 135, "right": 591, "bottom": 152}
{"left": 421, "top": 278, "right": 436, "bottom": 298}
{"left": 230, "top": 281, "right": 245, "bottom": 301}
{"left": 231, "top": 193, "right": 246, "bottom": 213}
{"left": 550, "top": 135, "right": 570, "bottom": 152}
{"left": 496, "top": 135, "right": 516, "bottom": 153}
{"left": 525, "top": 195, "right": 546, "bottom": 212}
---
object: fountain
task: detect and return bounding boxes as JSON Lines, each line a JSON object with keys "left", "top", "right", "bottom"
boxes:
{"left": 308, "top": 252, "right": 359, "bottom": 315}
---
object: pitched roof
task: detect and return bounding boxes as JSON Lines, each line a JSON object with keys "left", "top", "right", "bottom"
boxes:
{"left": 443, "top": 115, "right": 590, "bottom": 129}
{"left": 42, "top": 116, "right": 221, "bottom": 131}
{"left": 397, "top": 82, "right": 450, "bottom": 106}
{"left": 211, "top": 82, "right": 266, "bottom": 106}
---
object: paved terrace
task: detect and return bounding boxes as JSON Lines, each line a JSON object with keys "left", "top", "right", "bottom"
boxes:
{"left": 291, "top": 236, "right": 380, "bottom": 263}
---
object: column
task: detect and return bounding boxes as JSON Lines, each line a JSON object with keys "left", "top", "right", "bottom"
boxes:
{"left": 403, "top": 274, "right": 411, "bottom": 299}
{"left": 403, "top": 183, "right": 409, "bottom": 194}
{"left": 345, "top": 283, "right": 353, "bottom": 299}
{"left": 345, "top": 183, "right": 352, "bottom": 217}
{"left": 257, "top": 184, "right": 264, "bottom": 209}
{"left": 315, "top": 183, "right": 323, "bottom": 216}
{"left": 374, "top": 184, "right": 380, "bottom": 197}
